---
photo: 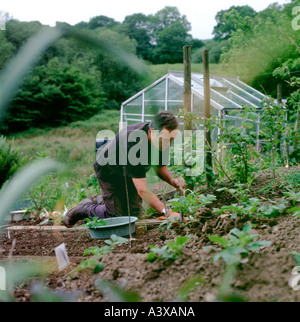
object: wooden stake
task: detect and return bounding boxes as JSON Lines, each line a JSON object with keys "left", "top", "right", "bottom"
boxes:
{"left": 203, "top": 49, "right": 213, "bottom": 186}
{"left": 183, "top": 45, "right": 192, "bottom": 130}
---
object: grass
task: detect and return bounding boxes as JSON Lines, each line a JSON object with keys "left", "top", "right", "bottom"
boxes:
{"left": 8, "top": 110, "right": 121, "bottom": 184}
{"left": 148, "top": 63, "right": 222, "bottom": 81}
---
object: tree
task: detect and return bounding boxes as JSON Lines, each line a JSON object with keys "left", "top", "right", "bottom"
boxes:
{"left": 150, "top": 6, "right": 192, "bottom": 63}
{"left": 0, "top": 31, "right": 15, "bottom": 70}
{"left": 5, "top": 19, "right": 43, "bottom": 49}
{"left": 153, "top": 20, "right": 192, "bottom": 64}
{"left": 219, "top": 2, "right": 300, "bottom": 98}
{"left": 87, "top": 15, "right": 119, "bottom": 30}
{"left": 213, "top": 5, "right": 256, "bottom": 41}
{"left": 0, "top": 57, "right": 106, "bottom": 133}
{"left": 123, "top": 13, "right": 154, "bottom": 60}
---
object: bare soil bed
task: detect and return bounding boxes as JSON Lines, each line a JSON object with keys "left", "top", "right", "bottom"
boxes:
{"left": 0, "top": 167, "right": 299, "bottom": 302}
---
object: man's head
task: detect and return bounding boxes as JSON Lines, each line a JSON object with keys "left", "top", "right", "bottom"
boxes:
{"left": 148, "top": 111, "right": 179, "bottom": 151}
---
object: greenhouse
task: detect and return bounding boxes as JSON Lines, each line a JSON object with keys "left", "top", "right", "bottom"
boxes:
{"left": 120, "top": 71, "right": 267, "bottom": 149}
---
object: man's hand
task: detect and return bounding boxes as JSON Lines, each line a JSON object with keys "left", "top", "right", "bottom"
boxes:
{"left": 167, "top": 210, "right": 187, "bottom": 224}
{"left": 171, "top": 177, "right": 186, "bottom": 191}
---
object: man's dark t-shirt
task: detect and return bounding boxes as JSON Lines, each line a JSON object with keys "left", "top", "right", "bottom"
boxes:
{"left": 94, "top": 122, "right": 169, "bottom": 180}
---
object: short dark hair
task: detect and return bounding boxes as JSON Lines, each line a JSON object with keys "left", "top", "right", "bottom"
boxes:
{"left": 149, "top": 111, "right": 179, "bottom": 131}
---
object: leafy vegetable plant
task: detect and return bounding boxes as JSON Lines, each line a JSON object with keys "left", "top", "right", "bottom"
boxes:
{"left": 147, "top": 236, "right": 190, "bottom": 262}
{"left": 168, "top": 193, "right": 216, "bottom": 215}
{"left": 84, "top": 217, "right": 108, "bottom": 228}
{"left": 207, "top": 222, "right": 271, "bottom": 265}
{"left": 70, "top": 234, "right": 128, "bottom": 275}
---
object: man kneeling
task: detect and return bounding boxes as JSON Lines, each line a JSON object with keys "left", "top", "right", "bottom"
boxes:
{"left": 63, "top": 111, "right": 185, "bottom": 227}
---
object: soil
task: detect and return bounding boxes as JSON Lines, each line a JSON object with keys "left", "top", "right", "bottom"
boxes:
{"left": 0, "top": 167, "right": 299, "bottom": 302}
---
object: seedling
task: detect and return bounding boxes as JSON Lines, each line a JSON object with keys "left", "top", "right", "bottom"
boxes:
{"left": 216, "top": 184, "right": 250, "bottom": 204}
{"left": 83, "top": 245, "right": 113, "bottom": 258}
{"left": 84, "top": 217, "right": 108, "bottom": 228}
{"left": 214, "top": 197, "right": 261, "bottom": 219}
{"left": 70, "top": 258, "right": 104, "bottom": 274}
{"left": 69, "top": 234, "right": 128, "bottom": 276}
{"left": 158, "top": 215, "right": 180, "bottom": 231}
{"left": 207, "top": 222, "right": 271, "bottom": 265}
{"left": 257, "top": 199, "right": 288, "bottom": 217}
{"left": 104, "top": 234, "right": 128, "bottom": 246}
{"left": 214, "top": 195, "right": 288, "bottom": 219}
{"left": 168, "top": 193, "right": 216, "bottom": 216}
{"left": 287, "top": 206, "right": 300, "bottom": 218}
{"left": 284, "top": 191, "right": 300, "bottom": 206}
{"left": 147, "top": 236, "right": 190, "bottom": 262}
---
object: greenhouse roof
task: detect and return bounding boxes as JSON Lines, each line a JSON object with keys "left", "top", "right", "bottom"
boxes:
{"left": 121, "top": 71, "right": 266, "bottom": 125}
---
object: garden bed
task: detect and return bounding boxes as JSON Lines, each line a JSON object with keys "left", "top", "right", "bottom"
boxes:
{"left": 0, "top": 167, "right": 299, "bottom": 302}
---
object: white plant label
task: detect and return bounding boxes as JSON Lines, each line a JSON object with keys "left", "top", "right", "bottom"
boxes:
{"left": 54, "top": 243, "right": 70, "bottom": 271}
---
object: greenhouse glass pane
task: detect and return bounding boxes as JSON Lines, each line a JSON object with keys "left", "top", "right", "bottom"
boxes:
{"left": 145, "top": 80, "right": 166, "bottom": 101}
{"left": 211, "top": 105, "right": 219, "bottom": 117}
{"left": 228, "top": 79, "right": 265, "bottom": 101}
{"left": 210, "top": 90, "right": 240, "bottom": 109}
{"left": 192, "top": 94, "right": 204, "bottom": 116}
{"left": 168, "top": 79, "right": 183, "bottom": 101}
{"left": 221, "top": 79, "right": 263, "bottom": 108}
{"left": 124, "top": 104, "right": 142, "bottom": 114}
{"left": 167, "top": 101, "right": 183, "bottom": 115}
{"left": 126, "top": 94, "right": 142, "bottom": 106}
{"left": 144, "top": 101, "right": 165, "bottom": 115}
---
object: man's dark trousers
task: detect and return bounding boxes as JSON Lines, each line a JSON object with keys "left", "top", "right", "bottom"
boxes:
{"left": 86, "top": 163, "right": 143, "bottom": 219}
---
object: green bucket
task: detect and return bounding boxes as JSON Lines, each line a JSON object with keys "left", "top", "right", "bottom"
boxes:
{"left": 88, "top": 216, "right": 138, "bottom": 239}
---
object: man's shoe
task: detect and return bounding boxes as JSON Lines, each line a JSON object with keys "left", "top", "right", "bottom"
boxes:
{"left": 63, "top": 198, "right": 93, "bottom": 227}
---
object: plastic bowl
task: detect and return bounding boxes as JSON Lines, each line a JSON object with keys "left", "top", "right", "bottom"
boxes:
{"left": 88, "top": 216, "right": 138, "bottom": 239}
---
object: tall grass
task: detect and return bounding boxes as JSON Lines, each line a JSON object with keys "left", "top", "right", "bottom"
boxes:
{"left": 8, "top": 110, "right": 120, "bottom": 184}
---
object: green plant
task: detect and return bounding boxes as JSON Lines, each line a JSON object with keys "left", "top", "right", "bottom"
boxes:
{"left": 84, "top": 217, "right": 108, "bottom": 228}
{"left": 0, "top": 135, "right": 23, "bottom": 189}
{"left": 158, "top": 215, "right": 180, "bottom": 231}
{"left": 104, "top": 234, "right": 128, "bottom": 246}
{"left": 26, "top": 174, "right": 65, "bottom": 214}
{"left": 168, "top": 193, "right": 216, "bottom": 215}
{"left": 71, "top": 234, "right": 128, "bottom": 276}
{"left": 83, "top": 245, "right": 113, "bottom": 258}
{"left": 147, "top": 236, "right": 190, "bottom": 262}
{"left": 216, "top": 183, "right": 250, "bottom": 203}
{"left": 71, "top": 258, "right": 105, "bottom": 275}
{"left": 260, "top": 99, "right": 288, "bottom": 179}
{"left": 257, "top": 199, "right": 288, "bottom": 218}
{"left": 214, "top": 196, "right": 288, "bottom": 219}
{"left": 214, "top": 197, "right": 261, "bottom": 219}
{"left": 208, "top": 222, "right": 271, "bottom": 265}
{"left": 287, "top": 206, "right": 300, "bottom": 218}
{"left": 213, "top": 106, "right": 259, "bottom": 184}
{"left": 284, "top": 191, "right": 300, "bottom": 207}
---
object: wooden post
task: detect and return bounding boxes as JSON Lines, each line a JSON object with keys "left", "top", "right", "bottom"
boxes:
{"left": 203, "top": 49, "right": 213, "bottom": 186}
{"left": 277, "top": 83, "right": 282, "bottom": 154}
{"left": 183, "top": 45, "right": 192, "bottom": 130}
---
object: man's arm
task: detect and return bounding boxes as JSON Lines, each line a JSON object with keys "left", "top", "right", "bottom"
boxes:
{"left": 132, "top": 177, "right": 165, "bottom": 213}
{"left": 154, "top": 166, "right": 186, "bottom": 190}
{"left": 132, "top": 177, "right": 181, "bottom": 220}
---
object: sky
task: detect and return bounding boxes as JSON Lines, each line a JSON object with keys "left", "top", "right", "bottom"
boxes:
{"left": 1, "top": 0, "right": 291, "bottom": 39}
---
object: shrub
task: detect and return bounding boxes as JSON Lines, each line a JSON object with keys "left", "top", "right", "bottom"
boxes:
{"left": 0, "top": 135, "right": 22, "bottom": 188}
